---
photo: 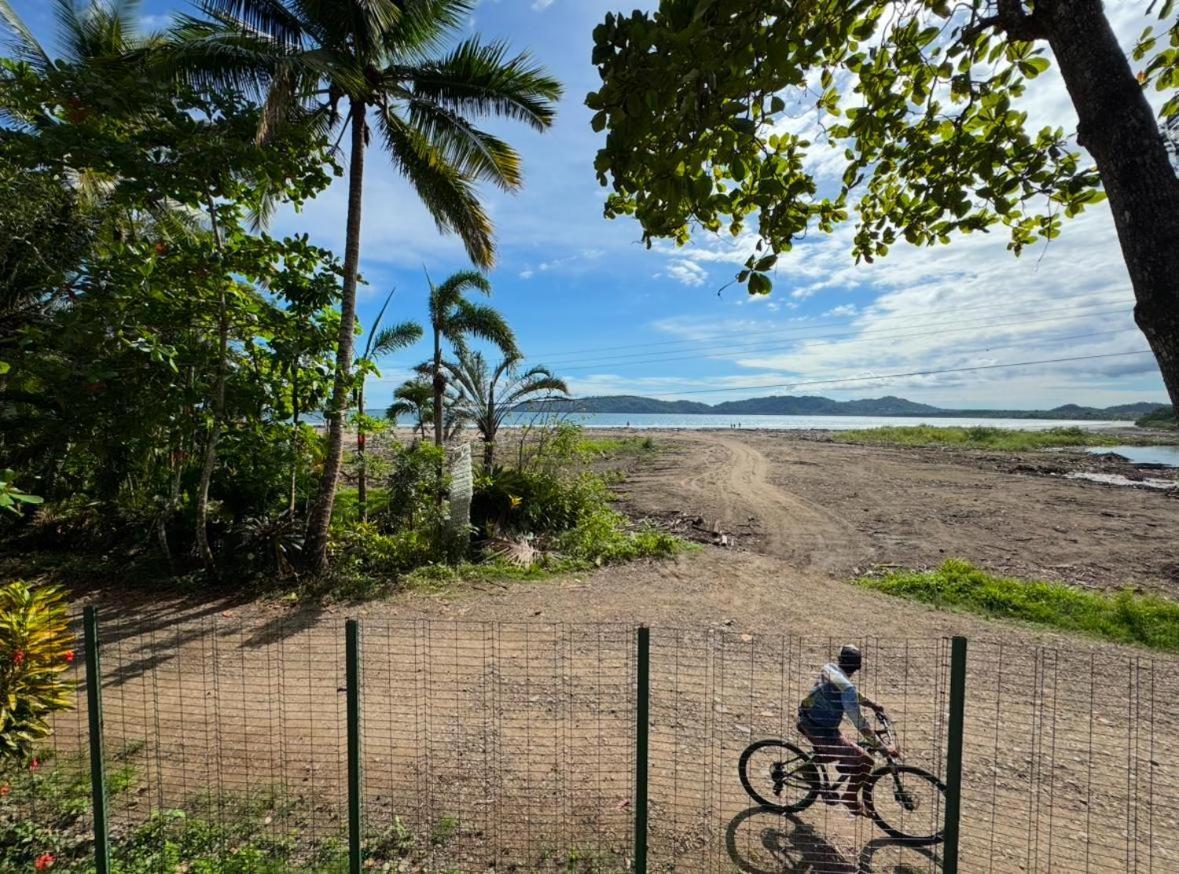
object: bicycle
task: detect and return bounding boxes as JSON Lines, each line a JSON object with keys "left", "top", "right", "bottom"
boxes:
{"left": 737, "top": 712, "right": 946, "bottom": 845}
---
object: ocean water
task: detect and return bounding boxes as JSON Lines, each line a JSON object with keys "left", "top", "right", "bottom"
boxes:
{"left": 493, "top": 412, "right": 1131, "bottom": 432}
{"left": 1087, "top": 445, "right": 1179, "bottom": 467}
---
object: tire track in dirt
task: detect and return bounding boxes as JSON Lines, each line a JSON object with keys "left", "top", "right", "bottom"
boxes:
{"left": 642, "top": 432, "right": 870, "bottom": 573}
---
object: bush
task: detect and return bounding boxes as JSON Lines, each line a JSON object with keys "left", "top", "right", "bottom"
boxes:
{"left": 473, "top": 467, "right": 682, "bottom": 566}
{"left": 838, "top": 425, "right": 1117, "bottom": 451}
{"left": 555, "top": 506, "right": 681, "bottom": 565}
{"left": 472, "top": 467, "right": 607, "bottom": 534}
{"left": 0, "top": 582, "right": 74, "bottom": 762}
{"left": 374, "top": 442, "right": 448, "bottom": 533}
{"left": 856, "top": 559, "right": 1179, "bottom": 651}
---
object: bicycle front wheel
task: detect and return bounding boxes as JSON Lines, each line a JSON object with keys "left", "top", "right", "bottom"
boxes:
{"left": 863, "top": 765, "right": 946, "bottom": 844}
{"left": 738, "top": 740, "right": 820, "bottom": 814}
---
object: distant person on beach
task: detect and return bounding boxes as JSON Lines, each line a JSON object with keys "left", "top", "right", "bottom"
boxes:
{"left": 796, "top": 645, "right": 901, "bottom": 816}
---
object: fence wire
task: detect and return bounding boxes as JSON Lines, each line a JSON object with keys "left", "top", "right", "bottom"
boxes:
{"left": 20, "top": 617, "right": 1179, "bottom": 873}
{"left": 959, "top": 643, "right": 1179, "bottom": 874}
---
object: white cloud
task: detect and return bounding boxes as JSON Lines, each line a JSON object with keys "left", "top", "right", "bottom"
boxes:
{"left": 531, "top": 0, "right": 556, "bottom": 10}
{"left": 519, "top": 269, "right": 535, "bottom": 279}
{"left": 666, "top": 260, "right": 709, "bottom": 287}
{"left": 824, "top": 304, "right": 858, "bottom": 318}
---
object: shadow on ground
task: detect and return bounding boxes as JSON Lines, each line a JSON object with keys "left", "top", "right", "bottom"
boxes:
{"left": 725, "top": 807, "right": 942, "bottom": 873}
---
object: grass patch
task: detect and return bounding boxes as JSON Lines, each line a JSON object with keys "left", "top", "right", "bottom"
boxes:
{"left": 574, "top": 434, "right": 657, "bottom": 459}
{"left": 837, "top": 425, "right": 1121, "bottom": 451}
{"left": 856, "top": 559, "right": 1179, "bottom": 651}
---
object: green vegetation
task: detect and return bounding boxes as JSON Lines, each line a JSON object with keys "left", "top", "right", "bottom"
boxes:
{"left": 1137, "top": 407, "right": 1178, "bottom": 430}
{"left": 315, "top": 426, "right": 682, "bottom": 601}
{"left": 857, "top": 560, "right": 1179, "bottom": 652}
{"left": 836, "top": 425, "right": 1120, "bottom": 451}
{"left": 0, "top": 583, "right": 74, "bottom": 761}
{"left": 0, "top": 1, "right": 562, "bottom": 582}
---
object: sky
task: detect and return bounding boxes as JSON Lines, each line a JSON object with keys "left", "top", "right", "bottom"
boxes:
{"left": 11, "top": 0, "right": 1173, "bottom": 410}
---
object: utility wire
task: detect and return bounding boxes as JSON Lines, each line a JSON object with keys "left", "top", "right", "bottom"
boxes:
{"left": 525, "top": 293, "right": 1135, "bottom": 361}
{"left": 632, "top": 350, "right": 1155, "bottom": 398}
{"left": 539, "top": 306, "right": 1132, "bottom": 372}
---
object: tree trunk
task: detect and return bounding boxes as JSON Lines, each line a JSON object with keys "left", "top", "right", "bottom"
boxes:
{"left": 357, "top": 382, "right": 367, "bottom": 522}
{"left": 289, "top": 350, "right": 300, "bottom": 517}
{"left": 193, "top": 195, "right": 228, "bottom": 577}
{"left": 304, "top": 100, "right": 366, "bottom": 573}
{"left": 484, "top": 384, "right": 495, "bottom": 468}
{"left": 432, "top": 327, "right": 444, "bottom": 447}
{"left": 1037, "top": 0, "right": 1179, "bottom": 411}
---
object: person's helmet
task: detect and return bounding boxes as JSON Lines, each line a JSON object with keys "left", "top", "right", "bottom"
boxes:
{"left": 838, "top": 644, "right": 862, "bottom": 674}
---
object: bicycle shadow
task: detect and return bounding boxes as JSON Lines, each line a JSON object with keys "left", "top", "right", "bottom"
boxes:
{"left": 725, "top": 807, "right": 943, "bottom": 874}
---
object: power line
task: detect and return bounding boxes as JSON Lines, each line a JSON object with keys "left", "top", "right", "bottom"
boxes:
{"left": 615, "top": 350, "right": 1155, "bottom": 399}
{"left": 557, "top": 327, "right": 1131, "bottom": 378}
{"left": 538, "top": 306, "right": 1132, "bottom": 372}
{"left": 525, "top": 293, "right": 1135, "bottom": 361}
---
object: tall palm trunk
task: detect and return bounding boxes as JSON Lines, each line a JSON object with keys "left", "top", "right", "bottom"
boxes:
{"left": 432, "top": 325, "right": 444, "bottom": 447}
{"left": 289, "top": 348, "right": 300, "bottom": 516}
{"left": 483, "top": 383, "right": 495, "bottom": 468}
{"left": 356, "top": 381, "right": 368, "bottom": 521}
{"left": 194, "top": 195, "right": 227, "bottom": 576}
{"left": 305, "top": 100, "right": 366, "bottom": 573}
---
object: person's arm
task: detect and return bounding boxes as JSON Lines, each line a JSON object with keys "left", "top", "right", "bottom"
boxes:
{"left": 839, "top": 684, "right": 879, "bottom": 745}
{"left": 857, "top": 691, "right": 885, "bottom": 714}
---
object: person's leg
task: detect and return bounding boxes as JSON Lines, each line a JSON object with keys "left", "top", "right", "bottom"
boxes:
{"left": 831, "top": 735, "right": 873, "bottom": 814}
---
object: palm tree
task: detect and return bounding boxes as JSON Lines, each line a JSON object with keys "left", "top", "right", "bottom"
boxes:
{"left": 426, "top": 270, "right": 516, "bottom": 448}
{"left": 386, "top": 378, "right": 434, "bottom": 441}
{"left": 353, "top": 288, "right": 421, "bottom": 520}
{"left": 445, "top": 349, "right": 567, "bottom": 468}
{"left": 170, "top": 0, "right": 561, "bottom": 571}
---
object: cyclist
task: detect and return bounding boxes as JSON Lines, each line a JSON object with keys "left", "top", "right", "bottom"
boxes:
{"left": 797, "top": 644, "right": 901, "bottom": 816}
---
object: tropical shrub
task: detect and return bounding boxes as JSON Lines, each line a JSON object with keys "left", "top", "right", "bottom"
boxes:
{"left": 472, "top": 468, "right": 607, "bottom": 535}
{"left": 0, "top": 583, "right": 74, "bottom": 761}
{"left": 377, "top": 443, "right": 448, "bottom": 534}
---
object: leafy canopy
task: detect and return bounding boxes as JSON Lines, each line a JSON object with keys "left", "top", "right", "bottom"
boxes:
{"left": 588, "top": 0, "right": 1179, "bottom": 293}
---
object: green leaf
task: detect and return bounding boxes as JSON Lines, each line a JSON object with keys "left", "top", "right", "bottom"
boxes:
{"left": 748, "top": 272, "right": 772, "bottom": 295}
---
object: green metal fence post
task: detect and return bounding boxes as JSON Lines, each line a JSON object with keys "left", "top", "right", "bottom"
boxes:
{"left": 634, "top": 625, "right": 650, "bottom": 874}
{"left": 346, "top": 619, "right": 363, "bottom": 874}
{"left": 83, "top": 606, "right": 110, "bottom": 874}
{"left": 943, "top": 635, "right": 968, "bottom": 874}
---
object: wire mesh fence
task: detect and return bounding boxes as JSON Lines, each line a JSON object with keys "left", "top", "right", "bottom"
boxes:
{"left": 11, "top": 614, "right": 1179, "bottom": 873}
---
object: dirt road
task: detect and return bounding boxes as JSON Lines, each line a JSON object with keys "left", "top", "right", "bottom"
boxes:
{"left": 616, "top": 430, "right": 1178, "bottom": 592}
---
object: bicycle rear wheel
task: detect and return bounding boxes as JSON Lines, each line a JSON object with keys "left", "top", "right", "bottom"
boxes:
{"left": 738, "top": 740, "right": 820, "bottom": 814}
{"left": 863, "top": 765, "right": 946, "bottom": 844}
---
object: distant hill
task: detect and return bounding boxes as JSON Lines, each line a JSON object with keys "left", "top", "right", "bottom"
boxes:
{"left": 515, "top": 394, "right": 1170, "bottom": 421}
{"left": 1136, "top": 406, "right": 1177, "bottom": 429}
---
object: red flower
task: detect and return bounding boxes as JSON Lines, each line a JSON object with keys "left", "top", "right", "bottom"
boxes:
{"left": 35, "top": 853, "right": 55, "bottom": 870}
{"left": 28, "top": 758, "right": 40, "bottom": 772}
{"left": 12, "top": 650, "right": 24, "bottom": 666}
{"left": 0, "top": 783, "right": 10, "bottom": 796}
{"left": 63, "top": 650, "right": 75, "bottom": 663}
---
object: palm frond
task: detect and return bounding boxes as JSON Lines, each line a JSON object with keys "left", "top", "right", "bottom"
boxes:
{"left": 163, "top": 15, "right": 284, "bottom": 97}
{"left": 371, "top": 320, "right": 423, "bottom": 357}
{"left": 431, "top": 268, "right": 491, "bottom": 300}
{"left": 402, "top": 95, "right": 522, "bottom": 190}
{"left": 450, "top": 299, "right": 517, "bottom": 355}
{"left": 502, "top": 375, "right": 568, "bottom": 407}
{"left": 407, "top": 38, "right": 561, "bottom": 131}
{"left": 0, "top": 0, "right": 51, "bottom": 69}
{"left": 383, "top": 0, "right": 473, "bottom": 59}
{"left": 378, "top": 105, "right": 495, "bottom": 267}
{"left": 200, "top": 0, "right": 308, "bottom": 49}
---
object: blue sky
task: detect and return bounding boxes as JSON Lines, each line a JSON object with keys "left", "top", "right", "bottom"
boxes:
{"left": 11, "top": 0, "right": 1171, "bottom": 409}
